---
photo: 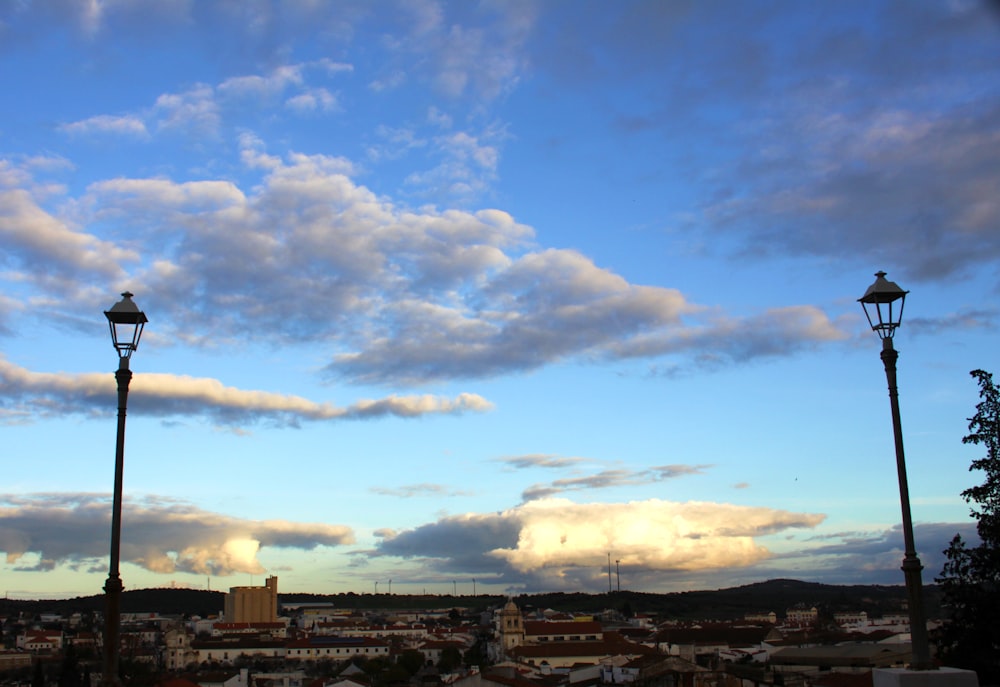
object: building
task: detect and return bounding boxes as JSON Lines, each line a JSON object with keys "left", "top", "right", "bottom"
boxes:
{"left": 497, "top": 600, "right": 524, "bottom": 657}
{"left": 284, "top": 636, "right": 390, "bottom": 661}
{"left": 523, "top": 620, "right": 603, "bottom": 643}
{"left": 785, "top": 605, "right": 818, "bottom": 626}
{"left": 0, "top": 650, "right": 32, "bottom": 671}
{"left": 16, "top": 630, "right": 63, "bottom": 653}
{"left": 509, "top": 630, "right": 655, "bottom": 670}
{"left": 224, "top": 576, "right": 278, "bottom": 624}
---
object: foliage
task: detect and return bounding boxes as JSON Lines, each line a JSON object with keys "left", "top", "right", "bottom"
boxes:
{"left": 31, "top": 660, "right": 45, "bottom": 687}
{"left": 56, "top": 644, "right": 82, "bottom": 687}
{"left": 396, "top": 649, "right": 425, "bottom": 676}
{"left": 119, "top": 656, "right": 158, "bottom": 687}
{"left": 463, "top": 637, "right": 489, "bottom": 668}
{"left": 935, "top": 369, "right": 1000, "bottom": 683}
{"left": 436, "top": 647, "right": 462, "bottom": 673}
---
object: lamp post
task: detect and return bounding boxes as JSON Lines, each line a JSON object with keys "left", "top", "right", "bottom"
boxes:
{"left": 101, "top": 292, "right": 148, "bottom": 687}
{"left": 858, "top": 272, "right": 933, "bottom": 671}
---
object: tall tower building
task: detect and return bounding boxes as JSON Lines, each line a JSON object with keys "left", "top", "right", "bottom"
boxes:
{"left": 224, "top": 575, "right": 278, "bottom": 623}
{"left": 499, "top": 599, "right": 524, "bottom": 656}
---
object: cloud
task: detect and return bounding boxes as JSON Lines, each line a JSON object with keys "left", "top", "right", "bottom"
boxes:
{"left": 751, "top": 521, "right": 982, "bottom": 586}
{"left": 370, "top": 500, "right": 981, "bottom": 592}
{"left": 703, "top": 98, "right": 1000, "bottom": 282}
{"left": 373, "top": 1, "right": 536, "bottom": 102}
{"left": 286, "top": 88, "right": 341, "bottom": 113}
{"left": 152, "top": 84, "right": 221, "bottom": 136}
{"left": 373, "top": 497, "right": 825, "bottom": 591}
{"left": 521, "top": 465, "right": 711, "bottom": 501}
{"left": 58, "top": 114, "right": 150, "bottom": 139}
{"left": 498, "top": 454, "right": 590, "bottom": 470}
{"left": 370, "top": 484, "right": 473, "bottom": 499}
{"left": 55, "top": 57, "right": 351, "bottom": 144}
{"left": 403, "top": 127, "right": 507, "bottom": 200}
{"left": 0, "top": 493, "right": 353, "bottom": 576}
{"left": 218, "top": 66, "right": 304, "bottom": 99}
{"left": 0, "top": 178, "right": 137, "bottom": 284}
{"left": 906, "top": 309, "right": 998, "bottom": 337}
{"left": 1, "top": 145, "right": 850, "bottom": 388}
{"left": 0, "top": 356, "right": 494, "bottom": 427}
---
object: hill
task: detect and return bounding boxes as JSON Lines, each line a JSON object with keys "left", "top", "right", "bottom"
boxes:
{"left": 0, "top": 579, "right": 941, "bottom": 621}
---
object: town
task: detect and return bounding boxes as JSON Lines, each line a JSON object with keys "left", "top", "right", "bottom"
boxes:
{"left": 1, "top": 576, "right": 949, "bottom": 687}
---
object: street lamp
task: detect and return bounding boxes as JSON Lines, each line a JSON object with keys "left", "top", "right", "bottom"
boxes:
{"left": 101, "top": 292, "right": 148, "bottom": 687}
{"left": 858, "top": 272, "right": 933, "bottom": 671}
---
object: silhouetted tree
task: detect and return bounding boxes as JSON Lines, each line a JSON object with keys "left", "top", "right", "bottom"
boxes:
{"left": 31, "top": 660, "right": 45, "bottom": 687}
{"left": 936, "top": 369, "right": 1000, "bottom": 682}
{"left": 57, "top": 644, "right": 82, "bottom": 687}
{"left": 436, "top": 647, "right": 462, "bottom": 673}
{"left": 463, "top": 637, "right": 489, "bottom": 668}
{"left": 396, "top": 649, "right": 425, "bottom": 676}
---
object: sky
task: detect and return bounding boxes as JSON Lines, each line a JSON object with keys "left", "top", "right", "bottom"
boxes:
{"left": 1, "top": 0, "right": 998, "bottom": 602}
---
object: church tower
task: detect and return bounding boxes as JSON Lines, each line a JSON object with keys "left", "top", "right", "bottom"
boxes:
{"left": 499, "top": 599, "right": 524, "bottom": 655}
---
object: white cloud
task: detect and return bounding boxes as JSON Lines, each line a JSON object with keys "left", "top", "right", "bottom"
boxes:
{"left": 374, "top": 496, "right": 826, "bottom": 590}
{"left": 153, "top": 84, "right": 221, "bottom": 136}
{"left": 1, "top": 140, "right": 851, "bottom": 388}
{"left": 286, "top": 88, "right": 340, "bottom": 113}
{"left": 0, "top": 184, "right": 136, "bottom": 281}
{"left": 491, "top": 498, "right": 824, "bottom": 573}
{"left": 58, "top": 114, "right": 149, "bottom": 139}
{"left": 219, "top": 66, "right": 305, "bottom": 99}
{"left": 0, "top": 356, "right": 494, "bottom": 427}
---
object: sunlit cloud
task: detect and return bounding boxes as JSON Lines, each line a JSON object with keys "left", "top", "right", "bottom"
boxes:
{"left": 0, "top": 356, "right": 494, "bottom": 427}
{"left": 373, "top": 497, "right": 825, "bottom": 590}
{"left": 0, "top": 493, "right": 353, "bottom": 576}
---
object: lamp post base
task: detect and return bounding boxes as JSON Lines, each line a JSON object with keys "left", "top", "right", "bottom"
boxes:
{"left": 873, "top": 667, "right": 979, "bottom": 687}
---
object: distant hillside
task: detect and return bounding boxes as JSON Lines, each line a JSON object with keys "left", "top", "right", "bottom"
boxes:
{"left": 0, "top": 579, "right": 942, "bottom": 621}
{"left": 0, "top": 588, "right": 225, "bottom": 618}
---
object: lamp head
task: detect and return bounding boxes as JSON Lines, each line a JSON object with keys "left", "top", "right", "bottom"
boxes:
{"left": 858, "top": 271, "right": 907, "bottom": 340}
{"left": 104, "top": 291, "right": 148, "bottom": 360}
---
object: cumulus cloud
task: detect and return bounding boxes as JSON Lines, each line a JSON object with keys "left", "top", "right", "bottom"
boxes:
{"left": 0, "top": 183, "right": 136, "bottom": 282}
{"left": 0, "top": 143, "right": 851, "bottom": 387}
{"left": 373, "top": 497, "right": 825, "bottom": 591}
{"left": 0, "top": 493, "right": 353, "bottom": 576}
{"left": 0, "top": 356, "right": 494, "bottom": 427}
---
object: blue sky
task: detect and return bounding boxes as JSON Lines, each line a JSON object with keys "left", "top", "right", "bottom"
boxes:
{"left": 1, "top": 0, "right": 998, "bottom": 600}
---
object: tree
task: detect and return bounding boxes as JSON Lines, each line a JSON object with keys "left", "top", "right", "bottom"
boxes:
{"left": 935, "top": 369, "right": 1000, "bottom": 682}
{"left": 57, "top": 644, "right": 82, "bottom": 687}
{"left": 396, "top": 649, "right": 425, "bottom": 677}
{"left": 436, "top": 647, "right": 462, "bottom": 673}
{"left": 31, "top": 660, "right": 45, "bottom": 687}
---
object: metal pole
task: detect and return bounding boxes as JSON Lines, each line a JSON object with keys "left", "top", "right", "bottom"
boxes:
{"left": 880, "top": 337, "right": 933, "bottom": 670}
{"left": 102, "top": 357, "right": 131, "bottom": 687}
